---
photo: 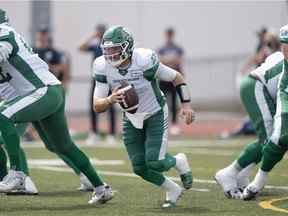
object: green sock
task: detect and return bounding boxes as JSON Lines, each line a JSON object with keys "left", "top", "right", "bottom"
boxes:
{"left": 237, "top": 140, "right": 263, "bottom": 168}
{"left": 64, "top": 144, "right": 103, "bottom": 187}
{"left": 19, "top": 148, "right": 29, "bottom": 175}
{"left": 0, "top": 115, "right": 21, "bottom": 171}
{"left": 261, "top": 140, "right": 286, "bottom": 172}
{"left": 57, "top": 153, "right": 81, "bottom": 175}
{"left": 0, "top": 146, "right": 7, "bottom": 180}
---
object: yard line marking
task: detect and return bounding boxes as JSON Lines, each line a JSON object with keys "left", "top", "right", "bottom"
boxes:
{"left": 259, "top": 197, "right": 288, "bottom": 213}
{"left": 28, "top": 159, "right": 288, "bottom": 191}
{"left": 28, "top": 158, "right": 125, "bottom": 166}
{"left": 30, "top": 165, "right": 210, "bottom": 192}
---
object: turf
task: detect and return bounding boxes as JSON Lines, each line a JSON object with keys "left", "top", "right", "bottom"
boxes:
{"left": 1, "top": 137, "right": 288, "bottom": 216}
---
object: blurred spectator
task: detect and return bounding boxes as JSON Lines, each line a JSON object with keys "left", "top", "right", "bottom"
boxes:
{"left": 221, "top": 28, "right": 280, "bottom": 139}
{"left": 240, "top": 27, "right": 268, "bottom": 75}
{"left": 79, "top": 24, "right": 117, "bottom": 144}
{"left": 158, "top": 27, "right": 184, "bottom": 135}
{"left": 33, "top": 27, "right": 71, "bottom": 89}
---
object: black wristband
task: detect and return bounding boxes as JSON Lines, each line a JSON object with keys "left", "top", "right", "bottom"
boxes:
{"left": 176, "top": 83, "right": 191, "bottom": 103}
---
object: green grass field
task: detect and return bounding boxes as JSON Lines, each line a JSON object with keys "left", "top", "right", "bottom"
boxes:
{"left": 2, "top": 137, "right": 288, "bottom": 216}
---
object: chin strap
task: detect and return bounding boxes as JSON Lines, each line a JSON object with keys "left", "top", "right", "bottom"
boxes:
{"left": 176, "top": 83, "right": 191, "bottom": 103}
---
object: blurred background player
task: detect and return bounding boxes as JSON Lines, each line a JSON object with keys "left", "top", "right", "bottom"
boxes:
{"left": 79, "top": 24, "right": 117, "bottom": 144}
{"left": 34, "top": 27, "right": 70, "bottom": 90}
{"left": 158, "top": 27, "right": 184, "bottom": 135}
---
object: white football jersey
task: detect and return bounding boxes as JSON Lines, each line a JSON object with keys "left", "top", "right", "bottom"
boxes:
{"left": 0, "top": 24, "right": 60, "bottom": 96}
{"left": 93, "top": 48, "right": 165, "bottom": 115}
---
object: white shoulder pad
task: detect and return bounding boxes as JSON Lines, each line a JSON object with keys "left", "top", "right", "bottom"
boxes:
{"left": 264, "top": 51, "right": 284, "bottom": 65}
{"left": 93, "top": 56, "right": 107, "bottom": 75}
{"left": 133, "top": 48, "right": 159, "bottom": 70}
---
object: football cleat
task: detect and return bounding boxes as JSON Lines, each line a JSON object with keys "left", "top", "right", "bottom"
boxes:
{"left": 78, "top": 173, "right": 94, "bottom": 192}
{"left": 6, "top": 176, "right": 38, "bottom": 195}
{"left": 88, "top": 185, "right": 113, "bottom": 205}
{"left": 162, "top": 200, "right": 176, "bottom": 208}
{"left": 0, "top": 170, "right": 26, "bottom": 193}
{"left": 174, "top": 153, "right": 193, "bottom": 189}
{"left": 215, "top": 168, "right": 242, "bottom": 199}
{"left": 242, "top": 185, "right": 260, "bottom": 201}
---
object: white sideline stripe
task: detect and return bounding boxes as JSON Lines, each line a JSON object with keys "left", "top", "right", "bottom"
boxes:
{"left": 30, "top": 165, "right": 209, "bottom": 192}
{"left": 28, "top": 158, "right": 125, "bottom": 166}
{"left": 30, "top": 164, "right": 288, "bottom": 192}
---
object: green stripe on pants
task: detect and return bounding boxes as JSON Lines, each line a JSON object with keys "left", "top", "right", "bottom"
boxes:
{"left": 237, "top": 75, "right": 275, "bottom": 168}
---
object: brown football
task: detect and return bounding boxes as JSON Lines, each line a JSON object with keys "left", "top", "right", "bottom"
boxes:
{"left": 118, "top": 80, "right": 139, "bottom": 114}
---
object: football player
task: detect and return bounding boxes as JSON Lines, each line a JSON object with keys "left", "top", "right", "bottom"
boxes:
{"left": 93, "top": 26, "right": 195, "bottom": 208}
{"left": 215, "top": 26, "right": 286, "bottom": 200}
{"left": 0, "top": 9, "right": 111, "bottom": 204}
{"left": 0, "top": 82, "right": 93, "bottom": 194}
{"left": 241, "top": 24, "right": 288, "bottom": 200}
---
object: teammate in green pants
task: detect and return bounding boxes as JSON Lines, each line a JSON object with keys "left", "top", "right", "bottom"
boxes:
{"left": 0, "top": 122, "right": 38, "bottom": 194}
{"left": 93, "top": 26, "right": 195, "bottom": 208}
{"left": 0, "top": 81, "right": 93, "bottom": 193}
{"left": 215, "top": 26, "right": 287, "bottom": 200}
{"left": 242, "top": 24, "right": 288, "bottom": 200}
{"left": 0, "top": 9, "right": 111, "bottom": 204}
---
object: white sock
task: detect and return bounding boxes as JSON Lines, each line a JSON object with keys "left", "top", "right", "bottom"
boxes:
{"left": 251, "top": 169, "right": 268, "bottom": 190}
{"left": 161, "top": 177, "right": 180, "bottom": 192}
{"left": 161, "top": 177, "right": 181, "bottom": 202}
{"left": 95, "top": 185, "right": 105, "bottom": 193}
{"left": 225, "top": 161, "right": 241, "bottom": 176}
{"left": 237, "top": 163, "right": 255, "bottom": 179}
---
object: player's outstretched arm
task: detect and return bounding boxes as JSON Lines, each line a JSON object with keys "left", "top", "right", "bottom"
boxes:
{"left": 156, "top": 63, "right": 195, "bottom": 124}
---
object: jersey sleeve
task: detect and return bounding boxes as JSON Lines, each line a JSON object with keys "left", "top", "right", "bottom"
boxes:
{"left": 0, "top": 28, "right": 18, "bottom": 56}
{"left": 141, "top": 50, "right": 160, "bottom": 81}
{"left": 93, "top": 81, "right": 109, "bottom": 98}
{"left": 155, "top": 63, "right": 177, "bottom": 82}
{"left": 92, "top": 57, "right": 108, "bottom": 83}
{"left": 92, "top": 57, "right": 110, "bottom": 98}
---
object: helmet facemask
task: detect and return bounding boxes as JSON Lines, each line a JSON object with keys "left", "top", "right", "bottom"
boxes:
{"left": 101, "top": 41, "right": 130, "bottom": 67}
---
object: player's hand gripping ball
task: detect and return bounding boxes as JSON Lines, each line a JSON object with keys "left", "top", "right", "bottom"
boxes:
{"left": 118, "top": 80, "right": 139, "bottom": 114}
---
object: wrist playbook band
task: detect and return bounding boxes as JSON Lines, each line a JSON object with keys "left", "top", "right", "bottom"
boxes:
{"left": 176, "top": 83, "right": 191, "bottom": 103}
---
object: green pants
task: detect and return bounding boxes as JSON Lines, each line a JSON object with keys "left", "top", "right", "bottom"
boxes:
{"left": 237, "top": 75, "right": 276, "bottom": 168}
{"left": 259, "top": 67, "right": 288, "bottom": 172}
{"left": 123, "top": 105, "right": 176, "bottom": 186}
{"left": 0, "top": 123, "right": 29, "bottom": 178}
{"left": 0, "top": 85, "right": 103, "bottom": 187}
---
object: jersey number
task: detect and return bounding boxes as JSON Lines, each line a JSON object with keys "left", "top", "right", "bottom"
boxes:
{"left": 0, "top": 67, "right": 12, "bottom": 83}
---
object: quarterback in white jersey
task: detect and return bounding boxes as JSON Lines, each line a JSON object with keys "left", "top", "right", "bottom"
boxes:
{"left": 93, "top": 26, "right": 195, "bottom": 208}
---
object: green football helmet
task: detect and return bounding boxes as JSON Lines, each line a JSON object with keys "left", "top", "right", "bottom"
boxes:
{"left": 279, "top": 24, "right": 288, "bottom": 44}
{"left": 0, "top": 9, "right": 9, "bottom": 24}
{"left": 101, "top": 26, "right": 134, "bottom": 67}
